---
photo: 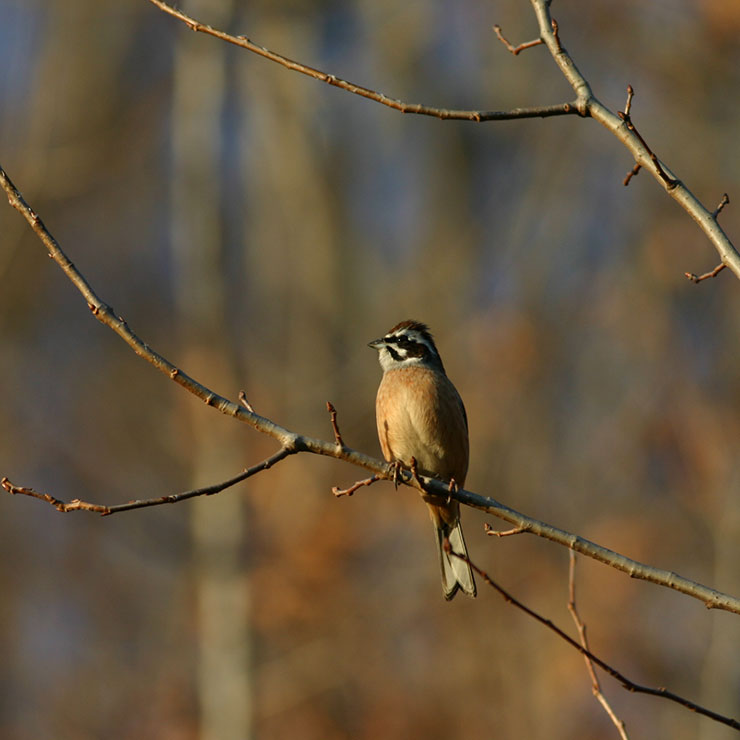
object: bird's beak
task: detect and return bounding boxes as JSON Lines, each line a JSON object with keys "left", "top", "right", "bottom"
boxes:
{"left": 368, "top": 338, "right": 385, "bottom": 351}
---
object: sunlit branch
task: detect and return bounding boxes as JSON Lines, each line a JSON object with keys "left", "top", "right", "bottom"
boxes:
{"left": 146, "top": 0, "right": 578, "bottom": 123}
{"left": 1, "top": 162, "right": 739, "bottom": 617}
{"left": 146, "top": 0, "right": 738, "bottom": 283}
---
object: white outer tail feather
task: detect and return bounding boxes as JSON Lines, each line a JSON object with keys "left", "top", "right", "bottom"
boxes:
{"left": 437, "top": 520, "right": 477, "bottom": 600}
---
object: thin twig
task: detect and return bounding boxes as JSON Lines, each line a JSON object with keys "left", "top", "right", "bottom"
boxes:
{"left": 713, "top": 193, "right": 730, "bottom": 219}
{"left": 332, "top": 474, "right": 381, "bottom": 498}
{"left": 617, "top": 86, "right": 677, "bottom": 190}
{"left": 685, "top": 264, "right": 726, "bottom": 284}
{"left": 492, "top": 24, "right": 543, "bottom": 56}
{"left": 568, "top": 552, "right": 631, "bottom": 740}
{"left": 2, "top": 162, "right": 740, "bottom": 615}
{"left": 623, "top": 163, "right": 641, "bottom": 187}
{"left": 146, "top": 0, "right": 577, "bottom": 123}
{"left": 447, "top": 545, "right": 740, "bottom": 731}
{"left": 326, "top": 401, "right": 344, "bottom": 447}
{"left": 484, "top": 523, "right": 528, "bottom": 538}
{"left": 1, "top": 447, "right": 293, "bottom": 516}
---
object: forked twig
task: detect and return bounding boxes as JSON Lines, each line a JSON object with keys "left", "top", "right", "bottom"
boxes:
{"left": 146, "top": 0, "right": 576, "bottom": 123}
{"left": 145, "top": 0, "right": 740, "bottom": 281}
{"left": 713, "top": 193, "right": 730, "bottom": 219}
{"left": 1, "top": 447, "right": 293, "bottom": 515}
{"left": 484, "top": 522, "right": 528, "bottom": 538}
{"left": 332, "top": 474, "right": 381, "bottom": 498}
{"left": 492, "top": 24, "right": 543, "bottom": 56}
{"left": 446, "top": 546, "right": 740, "bottom": 731}
{"left": 568, "top": 551, "right": 630, "bottom": 739}
{"left": 617, "top": 85, "right": 677, "bottom": 190}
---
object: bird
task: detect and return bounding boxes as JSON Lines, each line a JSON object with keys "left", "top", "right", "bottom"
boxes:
{"left": 369, "top": 320, "right": 476, "bottom": 600}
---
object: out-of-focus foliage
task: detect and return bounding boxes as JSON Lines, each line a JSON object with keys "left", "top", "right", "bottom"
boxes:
{"left": 1, "top": 1, "right": 739, "bottom": 739}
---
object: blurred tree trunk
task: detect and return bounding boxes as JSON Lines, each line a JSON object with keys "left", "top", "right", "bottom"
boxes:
{"left": 171, "top": 1, "right": 252, "bottom": 738}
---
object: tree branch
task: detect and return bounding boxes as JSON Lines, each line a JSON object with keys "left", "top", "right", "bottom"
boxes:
{"left": 526, "top": 0, "right": 740, "bottom": 281}
{"left": 2, "top": 161, "right": 739, "bottom": 618}
{"left": 448, "top": 545, "right": 740, "bottom": 732}
{"left": 146, "top": 0, "right": 579, "bottom": 123}
{"left": 1, "top": 447, "right": 293, "bottom": 515}
{"left": 145, "top": 0, "right": 738, "bottom": 283}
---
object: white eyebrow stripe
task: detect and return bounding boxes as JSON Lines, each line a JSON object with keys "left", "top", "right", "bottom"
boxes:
{"left": 387, "top": 330, "right": 436, "bottom": 355}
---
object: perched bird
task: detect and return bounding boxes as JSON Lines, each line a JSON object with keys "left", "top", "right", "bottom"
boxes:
{"left": 369, "top": 320, "right": 476, "bottom": 600}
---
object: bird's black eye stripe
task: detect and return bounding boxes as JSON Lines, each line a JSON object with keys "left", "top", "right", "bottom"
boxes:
{"left": 386, "top": 345, "right": 402, "bottom": 361}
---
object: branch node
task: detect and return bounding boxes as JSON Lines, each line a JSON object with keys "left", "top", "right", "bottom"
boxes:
{"left": 712, "top": 193, "right": 730, "bottom": 219}
{"left": 492, "top": 24, "right": 544, "bottom": 56}
{"left": 618, "top": 85, "right": 677, "bottom": 189}
{"left": 550, "top": 18, "right": 562, "bottom": 50}
{"left": 623, "top": 163, "right": 641, "bottom": 187}
{"left": 238, "top": 390, "right": 255, "bottom": 413}
{"left": 484, "top": 522, "right": 527, "bottom": 538}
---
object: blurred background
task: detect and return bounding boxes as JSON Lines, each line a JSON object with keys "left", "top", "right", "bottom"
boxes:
{"left": 1, "top": 0, "right": 739, "bottom": 738}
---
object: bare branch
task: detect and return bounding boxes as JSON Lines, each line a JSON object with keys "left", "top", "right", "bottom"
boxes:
{"left": 146, "top": 0, "right": 578, "bottom": 123}
{"left": 526, "top": 0, "right": 740, "bottom": 279}
{"left": 2, "top": 447, "right": 293, "bottom": 516}
{"left": 144, "top": 0, "right": 739, "bottom": 280}
{"left": 617, "top": 108, "right": 677, "bottom": 190}
{"left": 2, "top": 162, "right": 740, "bottom": 616}
{"left": 448, "top": 546, "right": 740, "bottom": 732}
{"left": 550, "top": 17, "right": 562, "bottom": 52}
{"left": 623, "top": 163, "right": 641, "bottom": 187}
{"left": 492, "top": 24, "right": 543, "bottom": 56}
{"left": 568, "top": 552, "right": 631, "bottom": 740}
{"left": 617, "top": 85, "right": 676, "bottom": 189}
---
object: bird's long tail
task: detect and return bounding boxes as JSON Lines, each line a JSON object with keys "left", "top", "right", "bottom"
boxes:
{"left": 435, "top": 518, "right": 477, "bottom": 601}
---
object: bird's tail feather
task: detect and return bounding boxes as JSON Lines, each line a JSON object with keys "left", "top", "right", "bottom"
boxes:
{"left": 436, "top": 520, "right": 477, "bottom": 601}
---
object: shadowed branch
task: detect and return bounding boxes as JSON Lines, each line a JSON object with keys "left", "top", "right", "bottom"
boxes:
{"left": 1, "top": 160, "right": 739, "bottom": 617}
{"left": 447, "top": 544, "right": 740, "bottom": 732}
